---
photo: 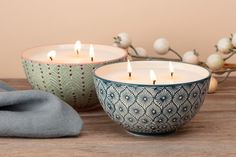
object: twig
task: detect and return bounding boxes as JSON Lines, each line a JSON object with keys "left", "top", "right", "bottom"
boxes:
{"left": 198, "top": 61, "right": 208, "bottom": 67}
{"left": 129, "top": 54, "right": 181, "bottom": 61}
{"left": 224, "top": 51, "right": 236, "bottom": 61}
{"left": 217, "top": 69, "right": 236, "bottom": 84}
{"left": 213, "top": 68, "right": 235, "bottom": 74}
{"left": 129, "top": 45, "right": 139, "bottom": 55}
{"left": 169, "top": 48, "right": 182, "bottom": 60}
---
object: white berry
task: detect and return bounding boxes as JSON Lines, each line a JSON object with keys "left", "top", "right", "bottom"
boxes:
{"left": 231, "top": 33, "right": 236, "bottom": 47}
{"left": 130, "top": 47, "right": 147, "bottom": 57}
{"left": 153, "top": 38, "right": 170, "bottom": 55}
{"left": 206, "top": 53, "right": 224, "bottom": 71}
{"left": 208, "top": 76, "right": 218, "bottom": 93}
{"left": 182, "top": 50, "right": 199, "bottom": 65}
{"left": 217, "top": 37, "right": 233, "bottom": 54}
{"left": 114, "top": 32, "right": 132, "bottom": 49}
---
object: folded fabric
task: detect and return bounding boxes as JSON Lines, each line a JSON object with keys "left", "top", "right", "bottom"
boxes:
{"left": 0, "top": 80, "right": 83, "bottom": 138}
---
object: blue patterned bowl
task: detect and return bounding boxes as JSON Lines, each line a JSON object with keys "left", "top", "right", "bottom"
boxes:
{"left": 94, "top": 61, "right": 211, "bottom": 135}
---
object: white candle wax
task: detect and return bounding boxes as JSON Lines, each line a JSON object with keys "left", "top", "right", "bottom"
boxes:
{"left": 95, "top": 61, "right": 210, "bottom": 85}
{"left": 22, "top": 44, "right": 127, "bottom": 64}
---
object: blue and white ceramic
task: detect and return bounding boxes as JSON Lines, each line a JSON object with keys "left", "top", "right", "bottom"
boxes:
{"left": 94, "top": 61, "right": 211, "bottom": 135}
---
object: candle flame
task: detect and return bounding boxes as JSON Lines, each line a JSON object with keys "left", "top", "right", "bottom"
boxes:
{"left": 149, "top": 70, "right": 157, "bottom": 85}
{"left": 47, "top": 50, "right": 56, "bottom": 61}
{"left": 74, "top": 40, "right": 81, "bottom": 55}
{"left": 169, "top": 61, "right": 174, "bottom": 78}
{"left": 127, "top": 59, "right": 132, "bottom": 78}
{"left": 89, "top": 44, "right": 95, "bottom": 61}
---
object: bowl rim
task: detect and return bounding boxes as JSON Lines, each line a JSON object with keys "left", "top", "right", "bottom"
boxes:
{"left": 94, "top": 60, "right": 211, "bottom": 87}
{"left": 21, "top": 43, "right": 128, "bottom": 65}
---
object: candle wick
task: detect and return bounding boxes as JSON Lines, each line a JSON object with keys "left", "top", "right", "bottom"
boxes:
{"left": 129, "top": 72, "right": 132, "bottom": 78}
{"left": 153, "top": 80, "right": 156, "bottom": 85}
{"left": 76, "top": 49, "right": 79, "bottom": 55}
{"left": 50, "top": 57, "right": 53, "bottom": 61}
{"left": 171, "top": 72, "right": 174, "bottom": 79}
{"left": 91, "top": 57, "right": 94, "bottom": 62}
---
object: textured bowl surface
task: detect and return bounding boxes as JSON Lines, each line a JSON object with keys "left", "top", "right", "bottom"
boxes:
{"left": 94, "top": 61, "right": 210, "bottom": 135}
{"left": 21, "top": 44, "right": 127, "bottom": 111}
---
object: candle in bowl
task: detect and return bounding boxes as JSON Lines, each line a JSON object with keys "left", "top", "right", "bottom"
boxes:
{"left": 94, "top": 61, "right": 211, "bottom": 135}
{"left": 21, "top": 43, "right": 127, "bottom": 111}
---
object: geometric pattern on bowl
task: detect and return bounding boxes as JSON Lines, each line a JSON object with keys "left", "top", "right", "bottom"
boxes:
{"left": 94, "top": 77, "right": 210, "bottom": 135}
{"left": 22, "top": 57, "right": 126, "bottom": 111}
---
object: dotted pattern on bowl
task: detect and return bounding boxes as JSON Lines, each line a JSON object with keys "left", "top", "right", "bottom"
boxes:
{"left": 94, "top": 77, "right": 210, "bottom": 134}
{"left": 22, "top": 57, "right": 126, "bottom": 110}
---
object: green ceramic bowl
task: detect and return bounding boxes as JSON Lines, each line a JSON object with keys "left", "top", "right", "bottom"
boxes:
{"left": 21, "top": 44, "right": 127, "bottom": 111}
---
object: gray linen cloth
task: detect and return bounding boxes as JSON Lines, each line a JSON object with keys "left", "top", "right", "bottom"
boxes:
{"left": 0, "top": 80, "right": 83, "bottom": 138}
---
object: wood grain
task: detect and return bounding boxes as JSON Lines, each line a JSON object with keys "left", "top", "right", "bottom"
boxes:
{"left": 0, "top": 78, "right": 236, "bottom": 157}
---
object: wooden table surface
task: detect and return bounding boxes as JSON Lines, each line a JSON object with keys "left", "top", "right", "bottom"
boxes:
{"left": 1, "top": 78, "right": 236, "bottom": 157}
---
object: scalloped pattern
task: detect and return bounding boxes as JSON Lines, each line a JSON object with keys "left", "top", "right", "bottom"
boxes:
{"left": 94, "top": 77, "right": 210, "bottom": 134}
